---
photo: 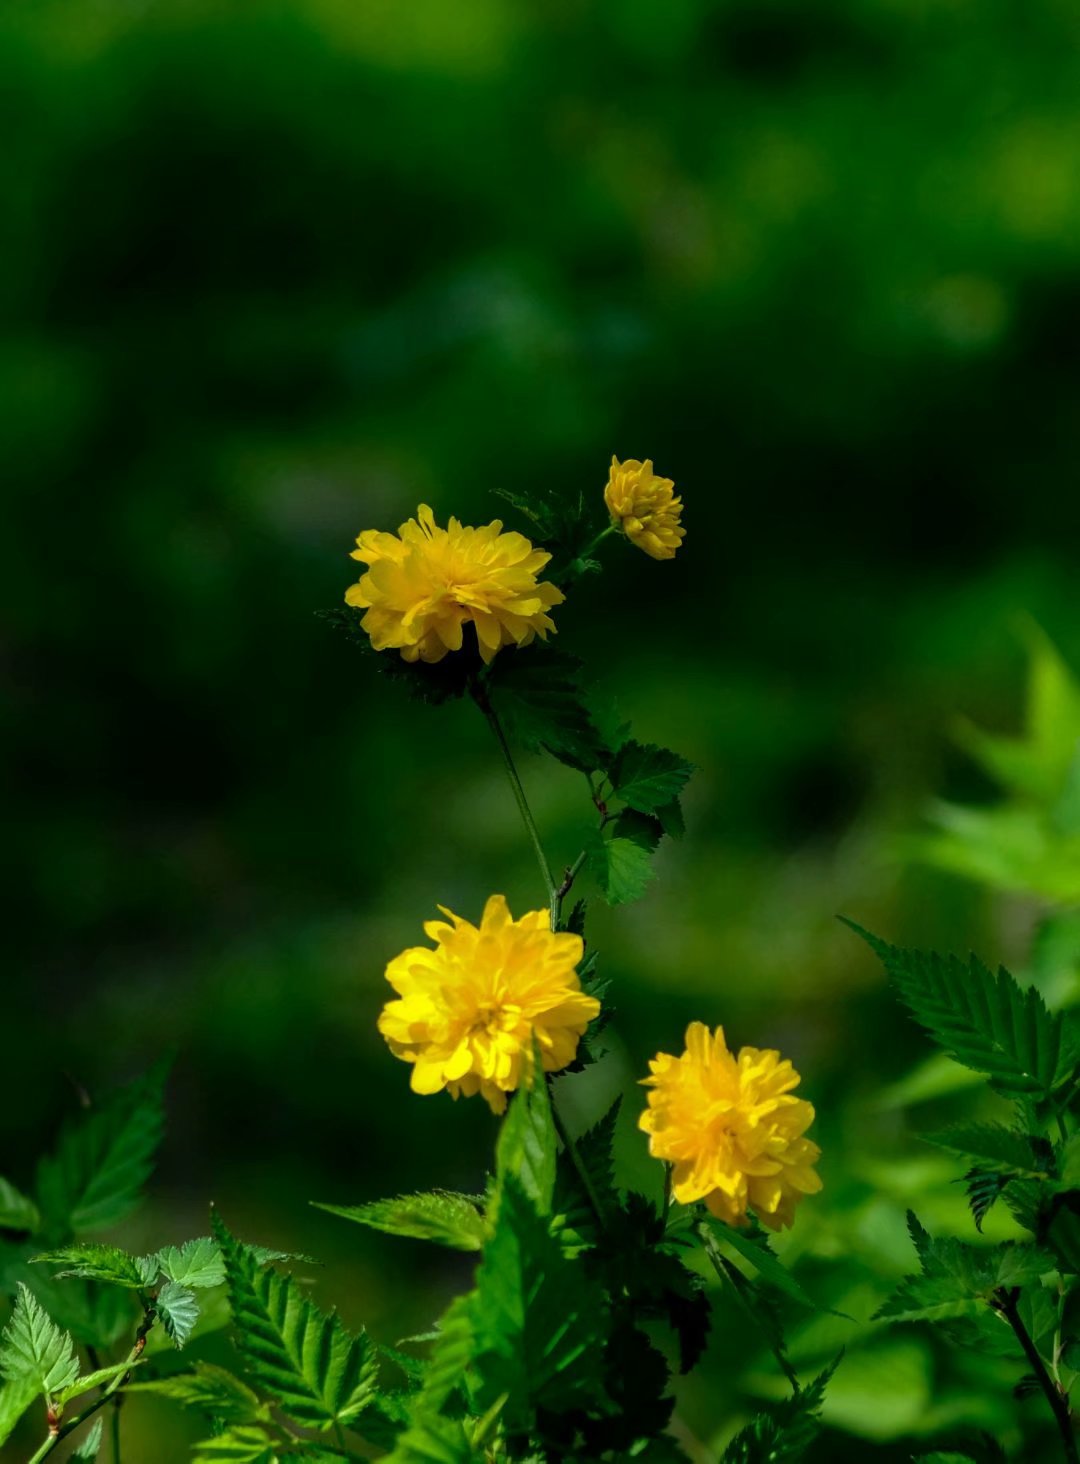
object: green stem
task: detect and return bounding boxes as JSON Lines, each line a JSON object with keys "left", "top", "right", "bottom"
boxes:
{"left": 578, "top": 523, "right": 618, "bottom": 562}
{"left": 661, "top": 1163, "right": 674, "bottom": 1232}
{"left": 551, "top": 849, "right": 588, "bottom": 931}
{"left": 472, "top": 682, "right": 557, "bottom": 911}
{"left": 28, "top": 1316, "right": 154, "bottom": 1464}
{"left": 997, "top": 1288, "right": 1078, "bottom": 1464}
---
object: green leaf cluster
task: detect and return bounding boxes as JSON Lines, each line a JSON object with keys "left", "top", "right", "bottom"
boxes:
{"left": 213, "top": 1212, "right": 378, "bottom": 1433}
{"left": 721, "top": 1354, "right": 841, "bottom": 1464}
{"left": 913, "top": 628, "right": 1080, "bottom": 901}
{"left": 481, "top": 646, "right": 693, "bottom": 908}
{"left": 316, "top": 1072, "right": 716, "bottom": 1458}
{"left": 845, "top": 922, "right": 1080, "bottom": 1104}
{"left": 856, "top": 916, "right": 1080, "bottom": 1455}
{"left": 0, "top": 1068, "right": 171, "bottom": 1443}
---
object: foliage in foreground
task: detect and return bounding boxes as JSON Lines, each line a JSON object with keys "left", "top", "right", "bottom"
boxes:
{"left": 10, "top": 483, "right": 1080, "bottom": 1461}
{"left": 1, "top": 477, "right": 836, "bottom": 1462}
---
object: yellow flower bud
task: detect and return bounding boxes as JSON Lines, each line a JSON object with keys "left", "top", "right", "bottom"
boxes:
{"left": 604, "top": 456, "right": 685, "bottom": 560}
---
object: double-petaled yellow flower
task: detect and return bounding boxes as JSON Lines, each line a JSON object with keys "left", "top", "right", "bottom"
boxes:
{"left": 378, "top": 895, "right": 600, "bottom": 1114}
{"left": 605, "top": 456, "right": 684, "bottom": 560}
{"left": 639, "top": 1023, "right": 821, "bottom": 1231}
{"left": 346, "top": 505, "right": 564, "bottom": 664}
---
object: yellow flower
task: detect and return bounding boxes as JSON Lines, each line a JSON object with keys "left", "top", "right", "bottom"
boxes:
{"left": 604, "top": 456, "right": 685, "bottom": 560}
{"left": 639, "top": 1023, "right": 822, "bottom": 1231}
{"left": 345, "top": 505, "right": 564, "bottom": 665}
{"left": 378, "top": 895, "right": 601, "bottom": 1114}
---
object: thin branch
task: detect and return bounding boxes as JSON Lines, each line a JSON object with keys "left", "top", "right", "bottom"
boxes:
{"left": 470, "top": 680, "right": 557, "bottom": 911}
{"left": 28, "top": 1313, "right": 155, "bottom": 1464}
{"left": 996, "top": 1287, "right": 1078, "bottom": 1464}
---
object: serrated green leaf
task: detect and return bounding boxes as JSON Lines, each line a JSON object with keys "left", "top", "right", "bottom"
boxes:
{"left": 879, "top": 1211, "right": 1052, "bottom": 1321}
{"left": 586, "top": 832, "right": 655, "bottom": 905}
{"left": 623, "top": 1246, "right": 711, "bottom": 1374}
{"left": 33, "top": 1243, "right": 146, "bottom": 1289}
{"left": 58, "top": 1356, "right": 145, "bottom": 1405}
{"left": 485, "top": 647, "right": 611, "bottom": 773}
{"left": 126, "top": 1361, "right": 269, "bottom": 1424}
{"left": 0, "top": 1179, "right": 39, "bottom": 1235}
{"left": 874, "top": 1272, "right": 987, "bottom": 1324}
{"left": 21, "top": 1267, "right": 139, "bottom": 1351}
{"left": 143, "top": 1284, "right": 231, "bottom": 1356}
{"left": 905, "top": 1211, "right": 997, "bottom": 1293}
{"left": 492, "top": 481, "right": 600, "bottom": 583}
{"left": 925, "top": 1123, "right": 1053, "bottom": 1178}
{"left": 0, "top": 1283, "right": 79, "bottom": 1399}
{"left": 35, "top": 1066, "right": 167, "bottom": 1235}
{"left": 700, "top": 1229, "right": 797, "bottom": 1389}
{"left": 71, "top": 1417, "right": 104, "bottom": 1461}
{"left": 413, "top": 1293, "right": 474, "bottom": 1416}
{"left": 319, "top": 608, "right": 474, "bottom": 706}
{"left": 552, "top": 1097, "right": 621, "bottom": 1251}
{"left": 565, "top": 898, "right": 587, "bottom": 937}
{"left": 610, "top": 740, "right": 694, "bottom": 814}
{"left": 844, "top": 922, "right": 1080, "bottom": 1098}
{"left": 994, "top": 1242, "right": 1055, "bottom": 1288}
{"left": 193, "top": 1425, "right": 280, "bottom": 1463}
{"left": 612, "top": 808, "right": 664, "bottom": 851}
{"left": 156, "top": 1237, "right": 226, "bottom": 1289}
{"left": 586, "top": 1320, "right": 673, "bottom": 1452}
{"left": 655, "top": 796, "right": 686, "bottom": 839}
{"left": 314, "top": 1193, "right": 488, "bottom": 1252}
{"left": 213, "top": 1214, "right": 377, "bottom": 1430}
{"left": 156, "top": 1281, "right": 200, "bottom": 1348}
{"left": 245, "top": 1244, "right": 314, "bottom": 1269}
{"left": 722, "top": 1353, "right": 841, "bottom": 1464}
{"left": 469, "top": 1176, "right": 605, "bottom": 1429}
{"left": 965, "top": 1169, "right": 1011, "bottom": 1232}
{"left": 494, "top": 1063, "right": 556, "bottom": 1218}
{"left": 706, "top": 1219, "right": 826, "bottom": 1314}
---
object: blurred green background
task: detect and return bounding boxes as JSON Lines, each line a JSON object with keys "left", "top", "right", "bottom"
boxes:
{"left": 7, "top": 0, "right": 1080, "bottom": 1456}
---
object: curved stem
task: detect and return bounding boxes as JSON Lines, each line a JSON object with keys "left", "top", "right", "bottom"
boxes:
{"left": 471, "top": 682, "right": 557, "bottom": 910}
{"left": 578, "top": 523, "right": 618, "bottom": 563}
{"left": 29, "top": 1316, "right": 154, "bottom": 1464}
{"left": 997, "top": 1288, "right": 1078, "bottom": 1463}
